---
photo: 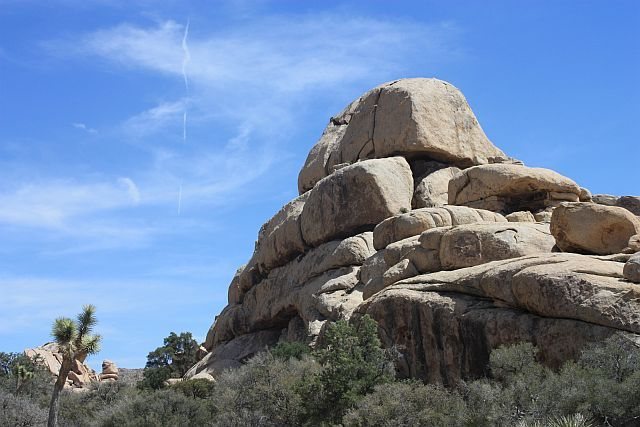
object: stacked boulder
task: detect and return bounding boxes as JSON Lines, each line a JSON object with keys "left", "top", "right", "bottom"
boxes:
{"left": 25, "top": 343, "right": 98, "bottom": 389}
{"left": 187, "top": 78, "right": 640, "bottom": 384}
{"left": 24, "top": 344, "right": 120, "bottom": 390}
{"left": 99, "top": 360, "right": 119, "bottom": 382}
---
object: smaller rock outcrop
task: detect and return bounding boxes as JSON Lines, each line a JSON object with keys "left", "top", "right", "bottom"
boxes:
{"left": 448, "top": 164, "right": 581, "bottom": 214}
{"left": 99, "top": 360, "right": 119, "bottom": 382}
{"left": 24, "top": 343, "right": 98, "bottom": 389}
{"left": 550, "top": 203, "right": 640, "bottom": 255}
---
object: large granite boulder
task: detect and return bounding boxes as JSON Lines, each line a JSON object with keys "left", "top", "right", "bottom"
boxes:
{"left": 448, "top": 164, "right": 581, "bottom": 214}
{"left": 373, "top": 206, "right": 506, "bottom": 250}
{"left": 298, "top": 78, "right": 508, "bottom": 193}
{"left": 300, "top": 157, "right": 413, "bottom": 247}
{"left": 551, "top": 202, "right": 640, "bottom": 255}
{"left": 357, "top": 253, "right": 639, "bottom": 384}
{"left": 413, "top": 166, "right": 461, "bottom": 209}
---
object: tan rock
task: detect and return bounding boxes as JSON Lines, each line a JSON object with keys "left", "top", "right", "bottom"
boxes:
{"left": 551, "top": 202, "right": 640, "bottom": 255}
{"left": 383, "top": 259, "right": 419, "bottom": 287}
{"left": 358, "top": 253, "right": 639, "bottom": 383}
{"left": 300, "top": 157, "right": 413, "bottom": 247}
{"left": 101, "top": 360, "right": 118, "bottom": 376}
{"left": 448, "top": 164, "right": 581, "bottom": 214}
{"left": 298, "top": 99, "right": 361, "bottom": 193}
{"left": 505, "top": 211, "right": 536, "bottom": 223}
{"left": 534, "top": 208, "right": 554, "bottom": 223}
{"left": 191, "top": 371, "right": 215, "bottom": 382}
{"left": 209, "top": 233, "right": 374, "bottom": 348}
{"left": 624, "top": 252, "right": 640, "bottom": 283}
{"left": 437, "top": 223, "right": 555, "bottom": 270}
{"left": 373, "top": 206, "right": 506, "bottom": 250}
{"left": 626, "top": 235, "right": 640, "bottom": 253}
{"left": 254, "top": 192, "right": 309, "bottom": 271}
{"left": 592, "top": 194, "right": 619, "bottom": 206}
{"left": 413, "top": 167, "right": 461, "bottom": 209}
{"left": 616, "top": 196, "right": 640, "bottom": 216}
{"left": 298, "top": 78, "right": 508, "bottom": 193}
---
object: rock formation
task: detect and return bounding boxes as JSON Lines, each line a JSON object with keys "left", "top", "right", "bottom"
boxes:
{"left": 24, "top": 343, "right": 119, "bottom": 390}
{"left": 186, "top": 78, "right": 640, "bottom": 384}
{"left": 99, "top": 360, "right": 119, "bottom": 382}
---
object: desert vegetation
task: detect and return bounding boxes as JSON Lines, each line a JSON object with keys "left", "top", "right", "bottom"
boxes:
{"left": 2, "top": 317, "right": 639, "bottom": 426}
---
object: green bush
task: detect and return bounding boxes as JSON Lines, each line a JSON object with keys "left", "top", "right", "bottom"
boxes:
{"left": 95, "top": 389, "right": 213, "bottom": 427}
{"left": 343, "top": 380, "right": 467, "bottom": 426}
{"left": 212, "top": 352, "right": 319, "bottom": 426}
{"left": 0, "top": 390, "right": 47, "bottom": 427}
{"left": 171, "top": 378, "right": 216, "bottom": 399}
{"left": 270, "top": 341, "right": 311, "bottom": 361}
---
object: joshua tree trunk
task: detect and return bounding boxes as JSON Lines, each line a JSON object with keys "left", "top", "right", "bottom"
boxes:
{"left": 47, "top": 357, "right": 72, "bottom": 427}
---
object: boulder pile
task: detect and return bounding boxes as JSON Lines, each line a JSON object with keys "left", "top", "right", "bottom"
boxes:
{"left": 186, "top": 78, "right": 640, "bottom": 384}
{"left": 24, "top": 343, "right": 119, "bottom": 390}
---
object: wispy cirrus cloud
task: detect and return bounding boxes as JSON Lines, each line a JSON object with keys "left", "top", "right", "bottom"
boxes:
{"left": 72, "top": 122, "right": 98, "bottom": 134}
{"left": 24, "top": 13, "right": 462, "bottom": 249}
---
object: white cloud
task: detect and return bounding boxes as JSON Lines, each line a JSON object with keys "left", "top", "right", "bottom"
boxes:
{"left": 123, "top": 99, "right": 187, "bottom": 137}
{"left": 72, "top": 122, "right": 98, "bottom": 134}
{"left": 118, "top": 177, "right": 141, "bottom": 205}
{"left": 73, "top": 16, "right": 460, "bottom": 96}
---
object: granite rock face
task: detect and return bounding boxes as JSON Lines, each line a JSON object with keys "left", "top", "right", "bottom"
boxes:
{"left": 190, "top": 78, "right": 640, "bottom": 384}
{"left": 297, "top": 78, "right": 509, "bottom": 193}
{"left": 24, "top": 343, "right": 119, "bottom": 389}
{"left": 550, "top": 203, "right": 640, "bottom": 255}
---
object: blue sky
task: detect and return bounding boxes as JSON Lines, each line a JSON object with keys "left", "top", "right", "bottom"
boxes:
{"left": 1, "top": 0, "right": 638, "bottom": 369}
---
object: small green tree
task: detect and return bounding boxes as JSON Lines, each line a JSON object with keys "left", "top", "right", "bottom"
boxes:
{"left": 302, "top": 315, "right": 395, "bottom": 424}
{"left": 140, "top": 332, "right": 199, "bottom": 389}
{"left": 47, "top": 304, "right": 101, "bottom": 427}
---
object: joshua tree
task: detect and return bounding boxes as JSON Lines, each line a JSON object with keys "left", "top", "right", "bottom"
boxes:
{"left": 47, "top": 304, "right": 101, "bottom": 427}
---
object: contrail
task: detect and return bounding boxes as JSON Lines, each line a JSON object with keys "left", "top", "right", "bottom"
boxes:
{"left": 183, "top": 111, "right": 187, "bottom": 143}
{"left": 181, "top": 20, "right": 191, "bottom": 92}
{"left": 177, "top": 184, "right": 182, "bottom": 215}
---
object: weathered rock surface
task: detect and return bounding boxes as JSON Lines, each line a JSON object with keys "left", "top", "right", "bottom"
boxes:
{"left": 301, "top": 157, "right": 413, "bottom": 247}
{"left": 624, "top": 252, "right": 640, "bottom": 283}
{"left": 357, "top": 253, "right": 639, "bottom": 384}
{"left": 551, "top": 202, "right": 640, "bottom": 255}
{"left": 194, "top": 77, "right": 639, "bottom": 385}
{"left": 373, "top": 205, "right": 506, "bottom": 250}
{"left": 100, "top": 360, "right": 119, "bottom": 382}
{"left": 24, "top": 343, "right": 100, "bottom": 389}
{"left": 207, "top": 233, "right": 375, "bottom": 351}
{"left": 298, "top": 78, "right": 508, "bottom": 193}
{"left": 448, "top": 164, "right": 581, "bottom": 214}
{"left": 505, "top": 211, "right": 536, "bottom": 223}
{"left": 413, "top": 166, "right": 461, "bottom": 208}
{"left": 592, "top": 194, "right": 619, "bottom": 206}
{"left": 616, "top": 196, "right": 640, "bottom": 216}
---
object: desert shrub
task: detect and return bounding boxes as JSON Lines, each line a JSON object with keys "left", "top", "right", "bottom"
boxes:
{"left": 171, "top": 378, "right": 216, "bottom": 399}
{"left": 95, "top": 388, "right": 213, "bottom": 427}
{"left": 0, "top": 390, "right": 47, "bottom": 427}
{"left": 58, "top": 381, "right": 136, "bottom": 426}
{"left": 213, "top": 352, "right": 319, "bottom": 426}
{"left": 270, "top": 341, "right": 311, "bottom": 361}
{"left": 343, "top": 380, "right": 467, "bottom": 426}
